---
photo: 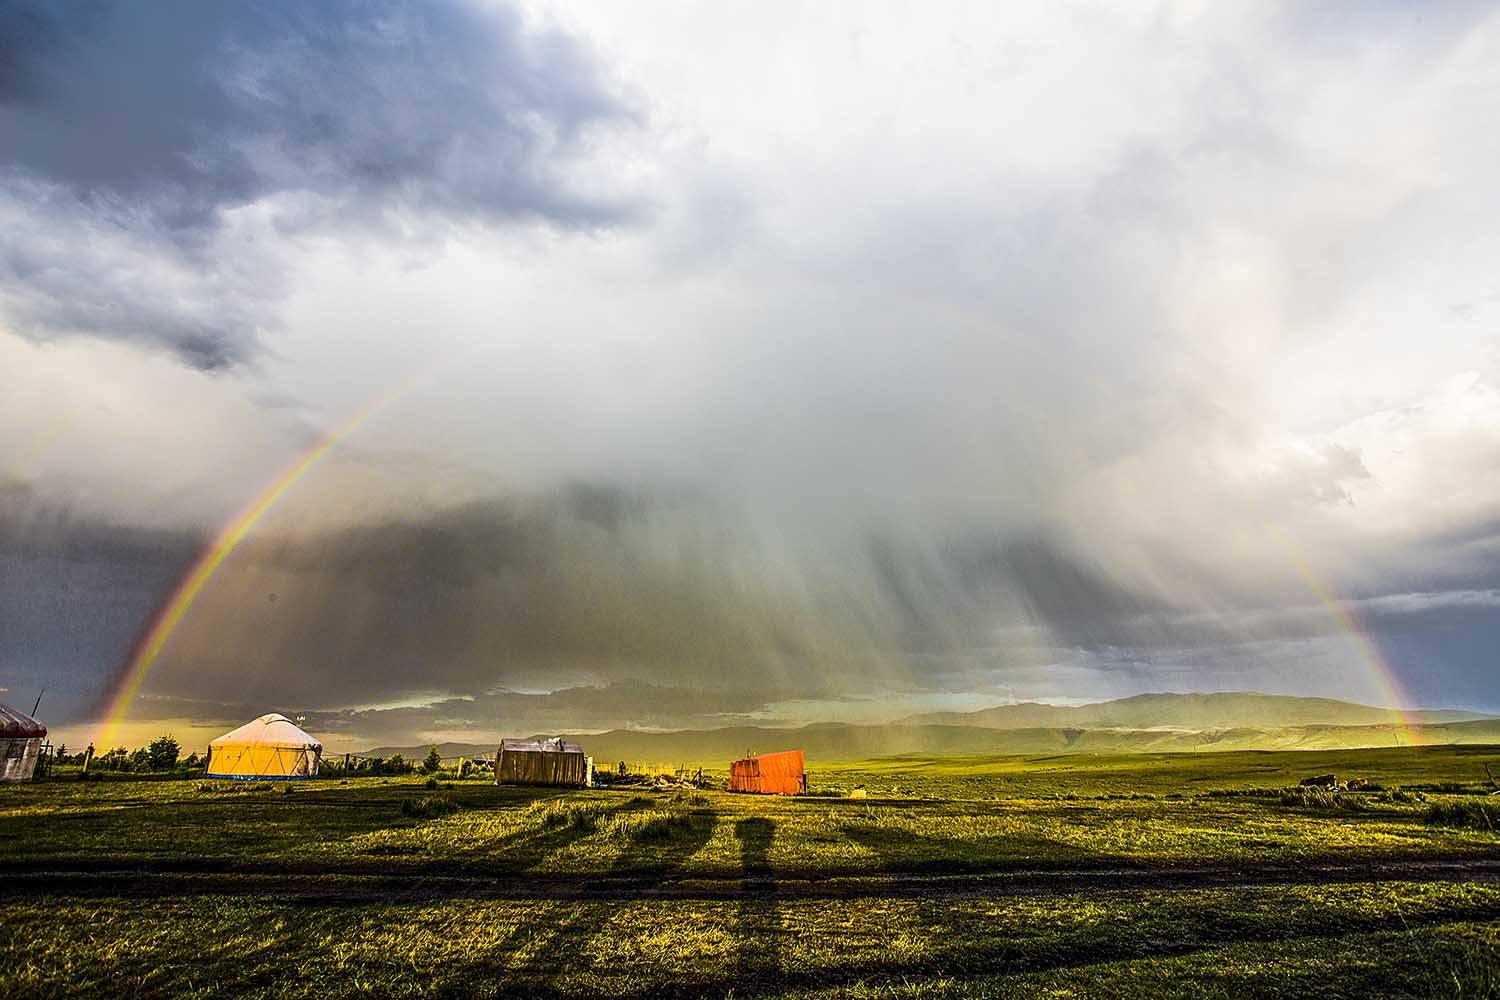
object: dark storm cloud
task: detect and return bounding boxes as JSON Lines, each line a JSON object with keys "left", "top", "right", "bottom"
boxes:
{"left": 0, "top": 0, "right": 637, "bottom": 367}
{"left": 0, "top": 486, "right": 877, "bottom": 727}
{"left": 0, "top": 483, "right": 202, "bottom": 719}
{"left": 302, "top": 683, "right": 781, "bottom": 743}
{"left": 140, "top": 491, "right": 881, "bottom": 714}
{"left": 128, "top": 683, "right": 782, "bottom": 747}
{"left": 4, "top": 482, "right": 1197, "bottom": 728}
{"left": 18, "top": 471, "right": 1500, "bottom": 732}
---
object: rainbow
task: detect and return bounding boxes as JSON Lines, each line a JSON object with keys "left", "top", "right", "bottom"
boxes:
{"left": 95, "top": 377, "right": 428, "bottom": 748}
{"left": 1276, "top": 533, "right": 1416, "bottom": 734}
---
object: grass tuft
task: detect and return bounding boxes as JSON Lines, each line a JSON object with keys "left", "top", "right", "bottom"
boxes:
{"left": 400, "top": 795, "right": 460, "bottom": 819}
{"left": 195, "top": 780, "right": 272, "bottom": 795}
{"left": 530, "top": 799, "right": 607, "bottom": 832}
{"left": 1425, "top": 799, "right": 1498, "bottom": 831}
{"left": 1277, "top": 787, "right": 1372, "bottom": 812}
{"left": 605, "top": 809, "right": 702, "bottom": 843}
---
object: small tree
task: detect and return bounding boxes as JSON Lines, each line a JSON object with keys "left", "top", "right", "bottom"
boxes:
{"left": 386, "top": 753, "right": 407, "bottom": 774}
{"left": 422, "top": 746, "right": 442, "bottom": 774}
{"left": 147, "top": 735, "right": 180, "bottom": 771}
{"left": 128, "top": 747, "right": 151, "bottom": 771}
{"left": 99, "top": 747, "right": 129, "bottom": 771}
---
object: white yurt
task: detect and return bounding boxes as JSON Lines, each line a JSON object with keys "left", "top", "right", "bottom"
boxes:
{"left": 0, "top": 703, "right": 46, "bottom": 783}
{"left": 204, "top": 714, "right": 322, "bottom": 779}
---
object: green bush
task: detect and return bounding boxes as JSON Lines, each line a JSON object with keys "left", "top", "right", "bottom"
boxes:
{"left": 146, "top": 735, "right": 180, "bottom": 771}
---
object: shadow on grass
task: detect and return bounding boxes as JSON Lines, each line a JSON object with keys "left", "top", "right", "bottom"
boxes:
{"left": 0, "top": 780, "right": 554, "bottom": 872}
{"left": 594, "top": 887, "right": 1500, "bottom": 1000}
{"left": 479, "top": 803, "right": 721, "bottom": 992}
{"left": 735, "top": 817, "right": 780, "bottom": 983}
{"left": 376, "top": 793, "right": 667, "bottom": 881}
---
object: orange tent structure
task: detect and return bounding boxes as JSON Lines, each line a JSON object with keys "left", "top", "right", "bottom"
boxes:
{"left": 729, "top": 749, "right": 806, "bottom": 795}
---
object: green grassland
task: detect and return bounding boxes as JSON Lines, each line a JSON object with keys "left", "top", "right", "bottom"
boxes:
{"left": 816, "top": 744, "right": 1500, "bottom": 798}
{"left": 3, "top": 746, "right": 1499, "bottom": 998}
{"left": 363, "top": 717, "right": 1500, "bottom": 766}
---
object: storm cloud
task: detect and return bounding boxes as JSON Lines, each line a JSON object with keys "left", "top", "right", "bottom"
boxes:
{"left": 0, "top": 0, "right": 638, "bottom": 366}
{"left": 6, "top": 3, "right": 1500, "bottom": 747}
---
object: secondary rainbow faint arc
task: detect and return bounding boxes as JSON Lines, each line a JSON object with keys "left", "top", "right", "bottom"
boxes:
{"left": 96, "top": 376, "right": 427, "bottom": 748}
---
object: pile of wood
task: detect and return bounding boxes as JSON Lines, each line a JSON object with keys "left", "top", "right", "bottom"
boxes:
{"left": 597, "top": 766, "right": 709, "bottom": 790}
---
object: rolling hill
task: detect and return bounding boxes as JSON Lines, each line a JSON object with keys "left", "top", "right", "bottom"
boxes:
{"left": 359, "top": 692, "right": 1499, "bottom": 765}
{"left": 899, "top": 691, "right": 1490, "bottom": 730}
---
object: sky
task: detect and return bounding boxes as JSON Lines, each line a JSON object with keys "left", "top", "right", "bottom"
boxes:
{"left": 4, "top": 1, "right": 1500, "bottom": 752}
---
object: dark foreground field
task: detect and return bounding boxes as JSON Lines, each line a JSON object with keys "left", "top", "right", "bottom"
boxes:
{"left": 3, "top": 747, "right": 1499, "bottom": 998}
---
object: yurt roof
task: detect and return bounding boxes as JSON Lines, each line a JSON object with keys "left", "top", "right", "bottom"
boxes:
{"left": 0, "top": 703, "right": 46, "bottom": 739}
{"left": 500, "top": 737, "right": 584, "bottom": 755}
{"left": 210, "top": 713, "right": 321, "bottom": 749}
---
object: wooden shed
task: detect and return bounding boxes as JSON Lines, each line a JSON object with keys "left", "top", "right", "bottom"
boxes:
{"left": 729, "top": 749, "right": 806, "bottom": 795}
{"left": 496, "top": 737, "right": 592, "bottom": 787}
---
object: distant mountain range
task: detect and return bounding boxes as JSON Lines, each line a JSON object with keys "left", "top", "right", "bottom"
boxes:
{"left": 359, "top": 691, "right": 1497, "bottom": 764}
{"left": 898, "top": 691, "right": 1489, "bottom": 730}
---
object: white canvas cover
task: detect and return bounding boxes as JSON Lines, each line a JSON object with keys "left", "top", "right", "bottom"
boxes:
{"left": 205, "top": 713, "right": 322, "bottom": 779}
{"left": 0, "top": 738, "right": 44, "bottom": 783}
{"left": 0, "top": 703, "right": 46, "bottom": 783}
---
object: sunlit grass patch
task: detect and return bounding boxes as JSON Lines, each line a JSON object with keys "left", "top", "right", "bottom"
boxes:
{"left": 6, "top": 881, "right": 1500, "bottom": 999}
{"left": 3, "top": 751, "right": 1500, "bottom": 999}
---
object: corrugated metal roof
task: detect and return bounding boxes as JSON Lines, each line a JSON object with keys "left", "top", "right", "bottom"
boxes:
{"left": 0, "top": 703, "right": 46, "bottom": 739}
{"left": 499, "top": 737, "right": 584, "bottom": 754}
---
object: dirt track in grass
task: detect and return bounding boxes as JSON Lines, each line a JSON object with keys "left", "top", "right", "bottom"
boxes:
{"left": 3, "top": 854, "right": 1499, "bottom": 904}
